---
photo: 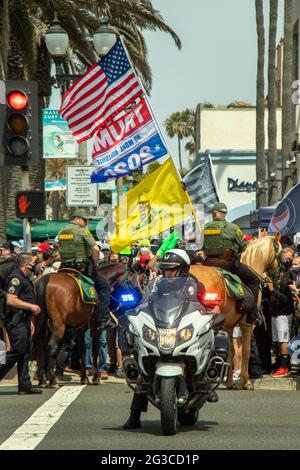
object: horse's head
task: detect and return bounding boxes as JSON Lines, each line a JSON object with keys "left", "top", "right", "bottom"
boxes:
{"left": 265, "top": 232, "right": 282, "bottom": 281}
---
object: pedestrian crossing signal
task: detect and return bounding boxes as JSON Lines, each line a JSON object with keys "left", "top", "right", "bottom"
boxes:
{"left": 16, "top": 191, "right": 44, "bottom": 219}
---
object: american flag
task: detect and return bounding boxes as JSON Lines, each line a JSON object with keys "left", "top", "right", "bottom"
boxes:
{"left": 59, "top": 38, "right": 143, "bottom": 143}
{"left": 183, "top": 154, "right": 220, "bottom": 218}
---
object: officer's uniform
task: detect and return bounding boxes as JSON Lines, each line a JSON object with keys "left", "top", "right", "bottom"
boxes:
{"left": 204, "top": 203, "right": 260, "bottom": 324}
{"left": 58, "top": 218, "right": 110, "bottom": 323}
{"left": 0, "top": 268, "right": 35, "bottom": 391}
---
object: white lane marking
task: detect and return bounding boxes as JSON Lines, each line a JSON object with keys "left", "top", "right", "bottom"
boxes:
{"left": 0, "top": 385, "right": 86, "bottom": 450}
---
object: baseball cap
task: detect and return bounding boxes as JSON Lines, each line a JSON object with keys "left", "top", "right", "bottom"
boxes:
{"left": 38, "top": 243, "right": 51, "bottom": 253}
{"left": 212, "top": 202, "right": 228, "bottom": 214}
{"left": 101, "top": 242, "right": 110, "bottom": 251}
{"left": 72, "top": 209, "right": 89, "bottom": 219}
{"left": 11, "top": 241, "right": 21, "bottom": 248}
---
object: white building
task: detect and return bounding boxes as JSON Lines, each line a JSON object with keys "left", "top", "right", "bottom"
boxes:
{"left": 195, "top": 106, "right": 282, "bottom": 229}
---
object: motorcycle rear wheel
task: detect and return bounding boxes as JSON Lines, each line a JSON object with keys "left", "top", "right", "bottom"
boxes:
{"left": 160, "top": 377, "right": 177, "bottom": 436}
{"left": 177, "top": 408, "right": 199, "bottom": 426}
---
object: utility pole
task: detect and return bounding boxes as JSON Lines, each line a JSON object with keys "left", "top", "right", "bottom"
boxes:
{"left": 21, "top": 166, "right": 32, "bottom": 253}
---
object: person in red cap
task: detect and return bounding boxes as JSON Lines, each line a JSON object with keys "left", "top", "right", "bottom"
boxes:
{"left": 243, "top": 234, "right": 254, "bottom": 242}
{"left": 37, "top": 243, "right": 51, "bottom": 253}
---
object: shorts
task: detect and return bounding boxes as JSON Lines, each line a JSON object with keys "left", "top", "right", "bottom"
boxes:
{"left": 233, "top": 326, "right": 242, "bottom": 338}
{"left": 271, "top": 315, "right": 292, "bottom": 343}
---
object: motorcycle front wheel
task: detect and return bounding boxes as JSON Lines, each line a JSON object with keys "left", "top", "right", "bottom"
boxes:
{"left": 160, "top": 377, "right": 177, "bottom": 436}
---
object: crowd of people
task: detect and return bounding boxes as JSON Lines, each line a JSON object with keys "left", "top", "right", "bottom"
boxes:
{"left": 0, "top": 204, "right": 300, "bottom": 403}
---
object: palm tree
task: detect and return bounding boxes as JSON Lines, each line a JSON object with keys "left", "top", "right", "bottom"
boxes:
{"left": 281, "top": 0, "right": 294, "bottom": 197}
{"left": 268, "top": 0, "right": 278, "bottom": 205}
{"left": 164, "top": 109, "right": 195, "bottom": 170}
{"left": 255, "top": 0, "right": 267, "bottom": 208}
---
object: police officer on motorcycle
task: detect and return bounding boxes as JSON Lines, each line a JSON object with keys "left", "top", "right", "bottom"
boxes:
{"left": 58, "top": 209, "right": 111, "bottom": 327}
{"left": 203, "top": 202, "right": 260, "bottom": 324}
{"left": 123, "top": 249, "right": 219, "bottom": 430}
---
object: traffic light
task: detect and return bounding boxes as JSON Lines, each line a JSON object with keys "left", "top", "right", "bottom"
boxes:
{"left": 1, "top": 80, "right": 39, "bottom": 166}
{"left": 16, "top": 191, "right": 45, "bottom": 219}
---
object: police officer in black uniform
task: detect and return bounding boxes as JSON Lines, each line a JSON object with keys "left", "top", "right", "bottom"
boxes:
{"left": 0, "top": 253, "right": 42, "bottom": 394}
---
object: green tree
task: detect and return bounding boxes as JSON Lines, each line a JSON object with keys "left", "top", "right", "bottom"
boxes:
{"left": 164, "top": 109, "right": 195, "bottom": 170}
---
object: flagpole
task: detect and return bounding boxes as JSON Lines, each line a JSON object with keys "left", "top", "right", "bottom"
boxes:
{"left": 120, "top": 36, "right": 171, "bottom": 159}
{"left": 120, "top": 37, "right": 203, "bottom": 240}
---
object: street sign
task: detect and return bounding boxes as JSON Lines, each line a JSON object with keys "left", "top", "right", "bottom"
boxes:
{"left": 67, "top": 166, "right": 99, "bottom": 207}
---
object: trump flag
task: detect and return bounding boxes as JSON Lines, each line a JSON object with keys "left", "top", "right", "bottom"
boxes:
{"left": 268, "top": 182, "right": 300, "bottom": 236}
{"left": 91, "top": 97, "right": 168, "bottom": 182}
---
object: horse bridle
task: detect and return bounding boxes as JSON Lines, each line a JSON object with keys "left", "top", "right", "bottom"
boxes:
{"left": 266, "top": 238, "right": 282, "bottom": 280}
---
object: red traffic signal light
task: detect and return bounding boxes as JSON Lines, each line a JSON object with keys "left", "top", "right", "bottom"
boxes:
{"left": 1, "top": 81, "right": 39, "bottom": 167}
{"left": 16, "top": 191, "right": 45, "bottom": 219}
{"left": 7, "top": 90, "right": 28, "bottom": 110}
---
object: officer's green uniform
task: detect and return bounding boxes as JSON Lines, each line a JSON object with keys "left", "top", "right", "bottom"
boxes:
{"left": 58, "top": 221, "right": 96, "bottom": 265}
{"left": 204, "top": 220, "right": 246, "bottom": 260}
{"left": 204, "top": 202, "right": 260, "bottom": 325}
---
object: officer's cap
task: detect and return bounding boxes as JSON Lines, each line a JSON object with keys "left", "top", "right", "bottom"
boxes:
{"left": 72, "top": 209, "right": 89, "bottom": 220}
{"left": 212, "top": 202, "right": 228, "bottom": 214}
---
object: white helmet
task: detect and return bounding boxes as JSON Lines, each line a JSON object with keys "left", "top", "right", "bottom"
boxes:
{"left": 158, "top": 249, "right": 191, "bottom": 276}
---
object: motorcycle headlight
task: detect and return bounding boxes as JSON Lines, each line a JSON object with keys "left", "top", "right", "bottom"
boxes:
{"left": 158, "top": 328, "right": 177, "bottom": 350}
{"left": 177, "top": 324, "right": 194, "bottom": 345}
{"left": 142, "top": 325, "right": 158, "bottom": 345}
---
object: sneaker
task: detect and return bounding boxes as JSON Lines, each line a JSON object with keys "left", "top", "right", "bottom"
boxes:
{"left": 271, "top": 367, "right": 290, "bottom": 378}
{"left": 233, "top": 370, "right": 241, "bottom": 381}
{"left": 100, "top": 371, "right": 108, "bottom": 380}
{"left": 116, "top": 367, "right": 125, "bottom": 378}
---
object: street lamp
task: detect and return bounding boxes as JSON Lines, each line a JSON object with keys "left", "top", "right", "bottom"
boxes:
{"left": 93, "top": 17, "right": 117, "bottom": 57}
{"left": 45, "top": 14, "right": 117, "bottom": 82}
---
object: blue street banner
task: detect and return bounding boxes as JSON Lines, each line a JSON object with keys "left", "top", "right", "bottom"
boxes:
{"left": 43, "top": 109, "right": 78, "bottom": 159}
{"left": 90, "top": 98, "right": 168, "bottom": 183}
{"left": 268, "top": 182, "right": 300, "bottom": 236}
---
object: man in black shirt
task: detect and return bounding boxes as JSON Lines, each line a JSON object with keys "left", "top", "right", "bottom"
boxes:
{"left": 0, "top": 253, "right": 42, "bottom": 394}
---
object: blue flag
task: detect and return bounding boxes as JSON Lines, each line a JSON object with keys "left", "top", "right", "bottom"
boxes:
{"left": 268, "top": 182, "right": 300, "bottom": 236}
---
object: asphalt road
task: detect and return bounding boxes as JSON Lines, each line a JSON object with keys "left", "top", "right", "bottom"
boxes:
{"left": 0, "top": 382, "right": 300, "bottom": 450}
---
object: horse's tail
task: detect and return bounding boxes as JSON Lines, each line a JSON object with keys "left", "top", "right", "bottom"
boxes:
{"left": 34, "top": 275, "right": 50, "bottom": 342}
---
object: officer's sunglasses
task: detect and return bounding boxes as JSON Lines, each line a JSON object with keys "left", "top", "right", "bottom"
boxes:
{"left": 26, "top": 262, "right": 35, "bottom": 268}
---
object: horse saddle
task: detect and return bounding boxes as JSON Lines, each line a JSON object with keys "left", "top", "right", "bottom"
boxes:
{"left": 214, "top": 268, "right": 245, "bottom": 300}
{"left": 67, "top": 273, "right": 97, "bottom": 304}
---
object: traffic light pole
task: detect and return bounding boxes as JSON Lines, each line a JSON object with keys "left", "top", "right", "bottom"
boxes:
{"left": 21, "top": 166, "right": 31, "bottom": 253}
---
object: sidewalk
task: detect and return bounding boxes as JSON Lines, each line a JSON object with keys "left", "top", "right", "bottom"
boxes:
{"left": 2, "top": 364, "right": 300, "bottom": 390}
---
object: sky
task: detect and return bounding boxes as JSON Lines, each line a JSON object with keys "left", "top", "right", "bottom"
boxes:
{"left": 51, "top": 0, "right": 284, "bottom": 169}
{"left": 143, "top": 0, "right": 284, "bottom": 168}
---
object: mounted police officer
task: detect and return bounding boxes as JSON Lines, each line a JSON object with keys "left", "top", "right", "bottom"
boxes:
{"left": 203, "top": 202, "right": 260, "bottom": 324}
{"left": 58, "top": 209, "right": 111, "bottom": 328}
{"left": 0, "top": 253, "right": 42, "bottom": 394}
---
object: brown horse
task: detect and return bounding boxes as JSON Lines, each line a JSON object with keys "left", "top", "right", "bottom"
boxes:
{"left": 34, "top": 262, "right": 129, "bottom": 385}
{"left": 190, "top": 234, "right": 282, "bottom": 390}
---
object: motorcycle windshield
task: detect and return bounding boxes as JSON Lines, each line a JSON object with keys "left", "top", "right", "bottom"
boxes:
{"left": 147, "top": 277, "right": 198, "bottom": 325}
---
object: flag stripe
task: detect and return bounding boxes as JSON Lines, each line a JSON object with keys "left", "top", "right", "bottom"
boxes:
{"left": 183, "top": 155, "right": 219, "bottom": 217}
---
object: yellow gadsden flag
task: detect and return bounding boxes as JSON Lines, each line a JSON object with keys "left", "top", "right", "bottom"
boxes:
{"left": 110, "top": 158, "right": 193, "bottom": 252}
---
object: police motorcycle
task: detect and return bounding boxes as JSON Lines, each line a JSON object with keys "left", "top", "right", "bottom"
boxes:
{"left": 121, "top": 273, "right": 230, "bottom": 436}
